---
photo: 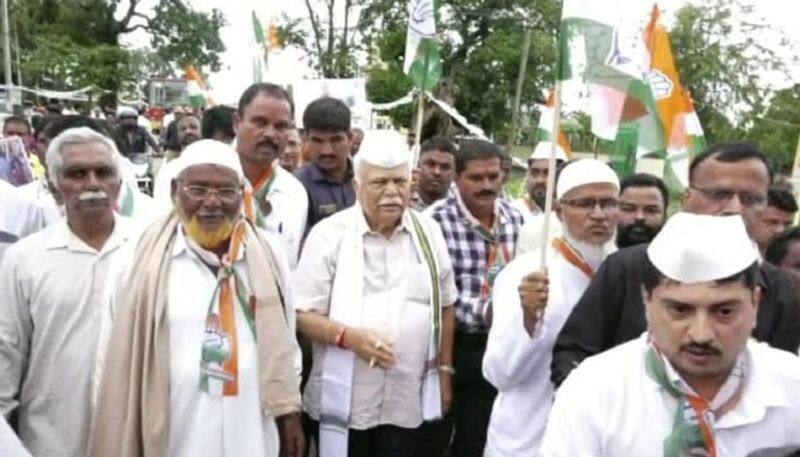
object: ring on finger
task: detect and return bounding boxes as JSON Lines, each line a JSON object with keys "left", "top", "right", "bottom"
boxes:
{"left": 369, "top": 357, "right": 377, "bottom": 368}
{"left": 374, "top": 340, "right": 385, "bottom": 350}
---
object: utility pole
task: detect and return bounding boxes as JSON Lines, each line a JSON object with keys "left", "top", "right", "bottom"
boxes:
{"left": 507, "top": 26, "right": 533, "bottom": 152}
{"left": 13, "top": 24, "right": 20, "bottom": 87}
{"left": 2, "top": 0, "right": 12, "bottom": 113}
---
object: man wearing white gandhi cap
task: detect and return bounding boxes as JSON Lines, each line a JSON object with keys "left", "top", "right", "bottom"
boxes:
{"left": 539, "top": 213, "right": 800, "bottom": 457}
{"left": 91, "top": 139, "right": 305, "bottom": 457}
{"left": 293, "top": 130, "right": 458, "bottom": 457}
{"left": 482, "top": 158, "right": 620, "bottom": 456}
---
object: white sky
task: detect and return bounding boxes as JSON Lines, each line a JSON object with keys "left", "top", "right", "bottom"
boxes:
{"left": 121, "top": 0, "right": 800, "bottom": 104}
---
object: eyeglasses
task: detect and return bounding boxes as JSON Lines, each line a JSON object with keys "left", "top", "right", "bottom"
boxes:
{"left": 182, "top": 185, "right": 242, "bottom": 203}
{"left": 689, "top": 186, "right": 767, "bottom": 209}
{"left": 560, "top": 197, "right": 620, "bottom": 212}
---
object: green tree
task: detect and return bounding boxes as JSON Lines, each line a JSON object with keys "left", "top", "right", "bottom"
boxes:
{"left": 10, "top": 0, "right": 224, "bottom": 96}
{"left": 670, "top": 0, "right": 792, "bottom": 146}
{"left": 747, "top": 85, "right": 800, "bottom": 174}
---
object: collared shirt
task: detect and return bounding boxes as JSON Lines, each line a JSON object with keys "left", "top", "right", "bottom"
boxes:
{"left": 0, "top": 215, "right": 139, "bottom": 457}
{"left": 426, "top": 190, "right": 524, "bottom": 333}
{"left": 258, "top": 166, "right": 309, "bottom": 269}
{"left": 509, "top": 196, "right": 541, "bottom": 225}
{"left": 294, "top": 161, "right": 356, "bottom": 232}
{"left": 539, "top": 335, "right": 800, "bottom": 457}
{"left": 16, "top": 179, "right": 60, "bottom": 227}
{"left": 409, "top": 187, "right": 455, "bottom": 213}
{"left": 294, "top": 206, "right": 458, "bottom": 430}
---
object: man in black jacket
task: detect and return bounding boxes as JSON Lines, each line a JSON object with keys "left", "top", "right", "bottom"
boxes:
{"left": 551, "top": 142, "right": 800, "bottom": 387}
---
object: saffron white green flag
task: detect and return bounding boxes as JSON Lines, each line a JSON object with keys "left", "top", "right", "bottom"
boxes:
{"left": 404, "top": 0, "right": 442, "bottom": 91}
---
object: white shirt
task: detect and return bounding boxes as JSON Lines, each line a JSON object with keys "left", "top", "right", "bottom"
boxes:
{"left": 161, "top": 228, "right": 300, "bottom": 457}
{"left": 260, "top": 166, "right": 308, "bottom": 269}
{"left": 539, "top": 335, "right": 800, "bottom": 457}
{"left": 0, "top": 180, "right": 46, "bottom": 264}
{"left": 0, "top": 415, "right": 30, "bottom": 457}
{"left": 0, "top": 215, "right": 139, "bottom": 457}
{"left": 509, "top": 197, "right": 540, "bottom": 225}
{"left": 482, "top": 245, "right": 593, "bottom": 457}
{"left": 295, "top": 207, "right": 458, "bottom": 430}
{"left": 17, "top": 180, "right": 60, "bottom": 227}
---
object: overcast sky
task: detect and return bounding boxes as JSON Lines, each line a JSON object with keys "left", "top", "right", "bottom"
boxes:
{"left": 122, "top": 0, "right": 800, "bottom": 104}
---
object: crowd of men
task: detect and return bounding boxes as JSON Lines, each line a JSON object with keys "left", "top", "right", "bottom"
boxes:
{"left": 0, "top": 81, "right": 800, "bottom": 457}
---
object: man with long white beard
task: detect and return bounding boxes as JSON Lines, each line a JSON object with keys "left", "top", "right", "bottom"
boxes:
{"left": 0, "top": 127, "right": 139, "bottom": 457}
{"left": 482, "top": 159, "right": 620, "bottom": 456}
{"left": 90, "top": 140, "right": 304, "bottom": 457}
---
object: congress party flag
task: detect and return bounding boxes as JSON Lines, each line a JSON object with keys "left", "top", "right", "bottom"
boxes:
{"left": 403, "top": 0, "right": 442, "bottom": 91}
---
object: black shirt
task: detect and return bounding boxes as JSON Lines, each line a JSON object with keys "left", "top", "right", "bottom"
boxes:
{"left": 294, "top": 161, "right": 356, "bottom": 233}
{"left": 550, "top": 244, "right": 800, "bottom": 387}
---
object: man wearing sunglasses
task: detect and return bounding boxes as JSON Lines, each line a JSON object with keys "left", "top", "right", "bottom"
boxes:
{"left": 551, "top": 142, "right": 800, "bottom": 388}
{"left": 483, "top": 159, "right": 620, "bottom": 456}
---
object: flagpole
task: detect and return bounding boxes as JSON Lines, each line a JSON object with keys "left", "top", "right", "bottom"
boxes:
{"left": 791, "top": 128, "right": 800, "bottom": 225}
{"left": 539, "top": 81, "right": 563, "bottom": 270}
{"left": 413, "top": 88, "right": 425, "bottom": 166}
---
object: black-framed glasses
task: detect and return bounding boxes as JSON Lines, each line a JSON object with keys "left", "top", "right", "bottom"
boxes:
{"left": 689, "top": 186, "right": 766, "bottom": 209}
{"left": 182, "top": 185, "right": 242, "bottom": 203}
{"left": 560, "top": 197, "right": 620, "bottom": 211}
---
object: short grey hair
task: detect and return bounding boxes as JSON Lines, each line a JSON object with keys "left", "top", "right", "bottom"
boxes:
{"left": 45, "top": 127, "right": 122, "bottom": 189}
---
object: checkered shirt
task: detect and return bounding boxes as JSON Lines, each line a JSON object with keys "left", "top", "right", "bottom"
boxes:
{"left": 428, "top": 193, "right": 525, "bottom": 333}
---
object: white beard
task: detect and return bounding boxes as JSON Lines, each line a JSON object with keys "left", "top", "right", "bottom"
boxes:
{"left": 562, "top": 228, "right": 617, "bottom": 271}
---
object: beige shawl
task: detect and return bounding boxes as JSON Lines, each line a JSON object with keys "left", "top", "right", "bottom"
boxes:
{"left": 89, "top": 213, "right": 301, "bottom": 457}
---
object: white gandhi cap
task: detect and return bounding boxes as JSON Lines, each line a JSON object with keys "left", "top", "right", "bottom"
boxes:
{"left": 354, "top": 130, "right": 410, "bottom": 176}
{"left": 174, "top": 139, "right": 244, "bottom": 181}
{"left": 647, "top": 213, "right": 759, "bottom": 283}
{"left": 556, "top": 158, "right": 619, "bottom": 200}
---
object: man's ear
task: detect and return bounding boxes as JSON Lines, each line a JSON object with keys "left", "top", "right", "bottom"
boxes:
{"left": 555, "top": 201, "right": 564, "bottom": 223}
{"left": 232, "top": 111, "right": 242, "bottom": 135}
{"left": 680, "top": 187, "right": 691, "bottom": 209}
{"left": 48, "top": 180, "right": 64, "bottom": 205}
{"left": 170, "top": 179, "right": 179, "bottom": 203}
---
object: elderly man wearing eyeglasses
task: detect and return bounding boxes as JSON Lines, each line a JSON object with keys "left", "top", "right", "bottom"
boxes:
{"left": 482, "top": 158, "right": 621, "bottom": 456}
{"left": 551, "top": 142, "right": 800, "bottom": 391}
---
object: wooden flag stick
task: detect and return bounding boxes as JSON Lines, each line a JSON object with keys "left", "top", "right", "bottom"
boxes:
{"left": 539, "top": 81, "right": 563, "bottom": 270}
{"left": 413, "top": 88, "right": 425, "bottom": 166}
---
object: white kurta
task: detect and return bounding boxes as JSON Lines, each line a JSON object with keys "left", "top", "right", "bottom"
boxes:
{"left": 509, "top": 198, "right": 540, "bottom": 225}
{"left": 96, "top": 227, "right": 300, "bottom": 457}
{"left": 0, "top": 415, "right": 30, "bottom": 457}
{"left": 294, "top": 207, "right": 458, "bottom": 430}
{"left": 539, "top": 335, "right": 800, "bottom": 456}
{"left": 0, "top": 215, "right": 139, "bottom": 457}
{"left": 482, "top": 244, "right": 593, "bottom": 457}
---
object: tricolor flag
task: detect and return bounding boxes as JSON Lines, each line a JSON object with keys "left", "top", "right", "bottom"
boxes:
{"left": 403, "top": 0, "right": 442, "bottom": 91}
{"left": 536, "top": 90, "right": 573, "bottom": 159}
{"left": 644, "top": 5, "right": 706, "bottom": 188}
{"left": 556, "top": 0, "right": 704, "bottom": 187}
{"left": 184, "top": 65, "right": 214, "bottom": 108}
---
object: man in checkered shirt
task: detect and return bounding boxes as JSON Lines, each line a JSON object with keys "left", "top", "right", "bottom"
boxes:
{"left": 424, "top": 139, "right": 525, "bottom": 457}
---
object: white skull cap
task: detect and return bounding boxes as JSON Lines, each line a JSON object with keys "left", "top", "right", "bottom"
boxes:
{"left": 174, "top": 139, "right": 244, "bottom": 181}
{"left": 647, "top": 213, "right": 759, "bottom": 283}
{"left": 556, "top": 158, "right": 619, "bottom": 199}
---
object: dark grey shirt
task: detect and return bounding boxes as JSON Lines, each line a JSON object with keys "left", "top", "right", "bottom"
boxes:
{"left": 294, "top": 161, "right": 356, "bottom": 232}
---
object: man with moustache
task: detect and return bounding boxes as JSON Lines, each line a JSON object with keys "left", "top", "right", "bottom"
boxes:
{"left": 510, "top": 141, "right": 568, "bottom": 223}
{"left": 410, "top": 137, "right": 456, "bottom": 211}
{"left": 294, "top": 97, "right": 356, "bottom": 231}
{"left": 616, "top": 173, "right": 668, "bottom": 248}
{"left": 427, "top": 140, "right": 525, "bottom": 457}
{"left": 0, "top": 127, "right": 139, "bottom": 457}
{"left": 551, "top": 143, "right": 800, "bottom": 388}
{"left": 234, "top": 83, "right": 308, "bottom": 268}
{"left": 294, "top": 131, "right": 457, "bottom": 457}
{"left": 91, "top": 140, "right": 304, "bottom": 457}
{"left": 540, "top": 214, "right": 800, "bottom": 456}
{"left": 164, "top": 114, "right": 202, "bottom": 161}
{"left": 483, "top": 159, "right": 620, "bottom": 456}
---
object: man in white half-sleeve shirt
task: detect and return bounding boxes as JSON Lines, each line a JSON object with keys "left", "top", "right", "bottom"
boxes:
{"left": 90, "top": 140, "right": 304, "bottom": 457}
{"left": 482, "top": 159, "right": 620, "bottom": 456}
{"left": 540, "top": 213, "right": 800, "bottom": 456}
{"left": 294, "top": 130, "right": 457, "bottom": 457}
{"left": 0, "top": 127, "right": 139, "bottom": 457}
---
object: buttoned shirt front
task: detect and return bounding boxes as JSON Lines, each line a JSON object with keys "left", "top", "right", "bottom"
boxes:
{"left": 426, "top": 190, "right": 524, "bottom": 333}
{"left": 539, "top": 335, "right": 800, "bottom": 457}
{"left": 259, "top": 166, "right": 308, "bottom": 269}
{"left": 0, "top": 215, "right": 139, "bottom": 457}
{"left": 294, "top": 207, "right": 458, "bottom": 430}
